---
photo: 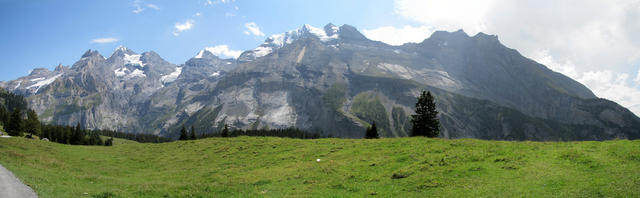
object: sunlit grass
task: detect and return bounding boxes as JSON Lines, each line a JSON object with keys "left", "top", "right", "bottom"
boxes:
{"left": 1, "top": 137, "right": 639, "bottom": 197}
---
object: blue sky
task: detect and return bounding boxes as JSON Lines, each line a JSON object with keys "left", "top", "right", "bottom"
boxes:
{"left": 1, "top": 0, "right": 640, "bottom": 114}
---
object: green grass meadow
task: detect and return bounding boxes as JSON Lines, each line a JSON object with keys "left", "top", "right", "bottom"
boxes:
{"left": 1, "top": 136, "right": 639, "bottom": 197}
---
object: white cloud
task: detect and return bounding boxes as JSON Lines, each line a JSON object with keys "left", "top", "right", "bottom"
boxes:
{"left": 146, "top": 4, "right": 160, "bottom": 10}
{"left": 363, "top": 25, "right": 435, "bottom": 45}
{"left": 173, "top": 20, "right": 194, "bottom": 36}
{"left": 243, "top": 22, "right": 265, "bottom": 37}
{"left": 90, "top": 37, "right": 119, "bottom": 44}
{"left": 634, "top": 67, "right": 640, "bottom": 84}
{"left": 132, "top": 7, "right": 144, "bottom": 14}
{"left": 200, "top": 45, "right": 242, "bottom": 58}
{"left": 132, "top": 0, "right": 144, "bottom": 13}
{"left": 195, "top": 12, "right": 201, "bottom": 16}
{"left": 530, "top": 49, "right": 580, "bottom": 79}
{"left": 578, "top": 70, "right": 640, "bottom": 116}
{"left": 131, "top": 0, "right": 159, "bottom": 13}
{"left": 206, "top": 0, "right": 235, "bottom": 6}
{"left": 395, "top": 0, "right": 493, "bottom": 35}
{"left": 391, "top": 0, "right": 640, "bottom": 116}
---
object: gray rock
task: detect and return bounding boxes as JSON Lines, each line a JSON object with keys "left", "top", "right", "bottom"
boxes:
{"left": 1, "top": 24, "right": 639, "bottom": 140}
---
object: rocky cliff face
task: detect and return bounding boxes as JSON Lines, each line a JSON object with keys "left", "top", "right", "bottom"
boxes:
{"left": 1, "top": 24, "right": 639, "bottom": 140}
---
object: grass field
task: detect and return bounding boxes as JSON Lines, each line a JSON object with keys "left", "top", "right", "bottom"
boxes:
{"left": 0, "top": 136, "right": 639, "bottom": 197}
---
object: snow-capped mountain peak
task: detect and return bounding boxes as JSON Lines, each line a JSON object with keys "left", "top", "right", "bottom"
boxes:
{"left": 115, "top": 45, "right": 128, "bottom": 52}
{"left": 194, "top": 49, "right": 217, "bottom": 59}
{"left": 238, "top": 23, "right": 341, "bottom": 62}
{"left": 110, "top": 45, "right": 138, "bottom": 58}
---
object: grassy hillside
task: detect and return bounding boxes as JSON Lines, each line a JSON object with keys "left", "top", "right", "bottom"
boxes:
{"left": 0, "top": 137, "right": 639, "bottom": 197}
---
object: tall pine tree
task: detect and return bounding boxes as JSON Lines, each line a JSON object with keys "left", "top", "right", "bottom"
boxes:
{"left": 6, "top": 108, "right": 23, "bottom": 136}
{"left": 365, "top": 121, "right": 379, "bottom": 139}
{"left": 410, "top": 91, "right": 440, "bottom": 137}
{"left": 179, "top": 126, "right": 188, "bottom": 140}
{"left": 104, "top": 137, "right": 114, "bottom": 146}
{"left": 0, "top": 106, "right": 8, "bottom": 127}
{"left": 25, "top": 109, "right": 41, "bottom": 137}
{"left": 221, "top": 124, "right": 229, "bottom": 137}
{"left": 190, "top": 126, "right": 196, "bottom": 140}
{"left": 71, "top": 123, "right": 86, "bottom": 145}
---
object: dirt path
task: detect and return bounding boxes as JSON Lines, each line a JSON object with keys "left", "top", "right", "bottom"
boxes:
{"left": 0, "top": 164, "right": 38, "bottom": 198}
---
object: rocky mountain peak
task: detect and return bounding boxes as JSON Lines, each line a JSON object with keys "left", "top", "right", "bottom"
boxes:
{"left": 29, "top": 68, "right": 50, "bottom": 76}
{"left": 324, "top": 23, "right": 339, "bottom": 36}
{"left": 194, "top": 49, "right": 219, "bottom": 59}
{"left": 81, "top": 49, "right": 103, "bottom": 58}
{"left": 337, "top": 24, "right": 368, "bottom": 41}
{"left": 110, "top": 45, "right": 137, "bottom": 58}
{"left": 54, "top": 64, "right": 66, "bottom": 72}
{"left": 428, "top": 29, "right": 470, "bottom": 40}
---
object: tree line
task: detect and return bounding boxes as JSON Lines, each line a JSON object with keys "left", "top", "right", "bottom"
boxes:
{"left": 95, "top": 129, "right": 172, "bottom": 143}
{"left": 177, "top": 124, "right": 322, "bottom": 140}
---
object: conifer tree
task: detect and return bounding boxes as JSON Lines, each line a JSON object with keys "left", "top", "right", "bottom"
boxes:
{"left": 410, "top": 91, "right": 440, "bottom": 137}
{"left": 25, "top": 109, "right": 41, "bottom": 137}
{"left": 105, "top": 137, "right": 113, "bottom": 146}
{"left": 221, "top": 124, "right": 229, "bottom": 137}
{"left": 6, "top": 108, "right": 23, "bottom": 136}
{"left": 179, "top": 126, "right": 188, "bottom": 140}
{"left": 71, "top": 123, "right": 86, "bottom": 145}
{"left": 365, "top": 122, "right": 380, "bottom": 139}
{"left": 0, "top": 106, "right": 8, "bottom": 126}
{"left": 190, "top": 126, "right": 196, "bottom": 140}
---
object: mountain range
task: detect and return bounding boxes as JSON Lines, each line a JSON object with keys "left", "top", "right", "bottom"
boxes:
{"left": 1, "top": 23, "right": 639, "bottom": 140}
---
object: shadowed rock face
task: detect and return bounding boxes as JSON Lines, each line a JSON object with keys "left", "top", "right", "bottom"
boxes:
{"left": 2, "top": 24, "right": 639, "bottom": 140}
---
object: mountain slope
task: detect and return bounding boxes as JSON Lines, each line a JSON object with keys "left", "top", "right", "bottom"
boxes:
{"left": 1, "top": 24, "right": 638, "bottom": 140}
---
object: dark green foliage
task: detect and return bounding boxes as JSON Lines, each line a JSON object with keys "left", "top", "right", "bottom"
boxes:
{"left": 0, "top": 89, "right": 27, "bottom": 112}
{"left": 25, "top": 109, "right": 41, "bottom": 136}
{"left": 0, "top": 105, "right": 8, "bottom": 126}
{"left": 179, "top": 126, "right": 188, "bottom": 140}
{"left": 88, "top": 131, "right": 103, "bottom": 146}
{"left": 221, "top": 124, "right": 229, "bottom": 137}
{"left": 39, "top": 124, "right": 168, "bottom": 145}
{"left": 71, "top": 123, "right": 86, "bottom": 145}
{"left": 411, "top": 91, "right": 440, "bottom": 137}
{"left": 217, "top": 127, "right": 321, "bottom": 139}
{"left": 104, "top": 137, "right": 113, "bottom": 146}
{"left": 94, "top": 129, "right": 170, "bottom": 143}
{"left": 92, "top": 192, "right": 116, "bottom": 198}
{"left": 190, "top": 126, "right": 196, "bottom": 140}
{"left": 6, "top": 108, "right": 23, "bottom": 136}
{"left": 365, "top": 122, "right": 379, "bottom": 139}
